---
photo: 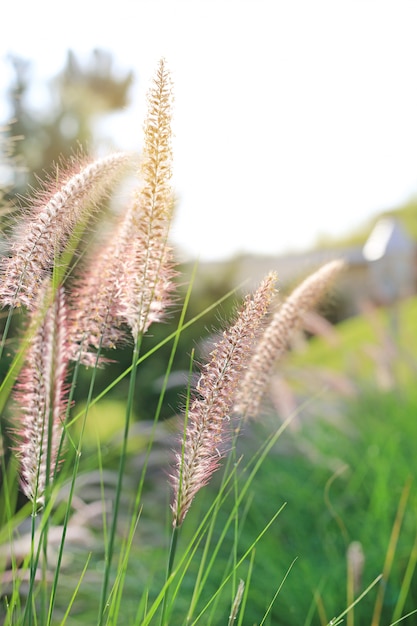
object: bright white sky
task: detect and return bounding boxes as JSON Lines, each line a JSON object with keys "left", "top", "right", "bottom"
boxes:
{"left": 2, "top": 1, "right": 417, "bottom": 262}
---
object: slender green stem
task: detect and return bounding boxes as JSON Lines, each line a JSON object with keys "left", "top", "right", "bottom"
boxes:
{"left": 25, "top": 509, "right": 38, "bottom": 626}
{"left": 60, "top": 553, "right": 92, "bottom": 625}
{"left": 159, "top": 335, "right": 196, "bottom": 626}
{"left": 167, "top": 527, "right": 180, "bottom": 584}
{"left": 40, "top": 399, "right": 56, "bottom": 626}
{"left": 160, "top": 526, "right": 180, "bottom": 626}
{"left": 329, "top": 574, "right": 383, "bottom": 626}
{"left": 371, "top": 478, "right": 411, "bottom": 626}
{"left": 47, "top": 448, "right": 87, "bottom": 621}
{"left": 110, "top": 272, "right": 196, "bottom": 624}
{"left": 259, "top": 559, "right": 297, "bottom": 626}
{"left": 236, "top": 549, "right": 255, "bottom": 626}
{"left": 392, "top": 526, "right": 417, "bottom": 622}
{"left": 47, "top": 354, "right": 100, "bottom": 626}
{"left": 98, "top": 337, "right": 141, "bottom": 625}
{"left": 186, "top": 467, "right": 228, "bottom": 624}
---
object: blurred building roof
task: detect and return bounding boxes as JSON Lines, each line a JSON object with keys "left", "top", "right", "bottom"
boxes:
{"left": 363, "top": 217, "right": 415, "bottom": 262}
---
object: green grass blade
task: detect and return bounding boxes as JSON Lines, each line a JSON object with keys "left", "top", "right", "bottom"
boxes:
{"left": 191, "top": 503, "right": 286, "bottom": 625}
{"left": 259, "top": 558, "right": 297, "bottom": 626}
{"left": 59, "top": 553, "right": 92, "bottom": 626}
{"left": 327, "top": 574, "right": 383, "bottom": 626}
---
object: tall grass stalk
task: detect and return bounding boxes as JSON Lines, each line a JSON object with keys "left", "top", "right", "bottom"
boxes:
{"left": 159, "top": 344, "right": 196, "bottom": 626}
{"left": 97, "top": 336, "right": 142, "bottom": 625}
{"left": 371, "top": 478, "right": 412, "bottom": 626}
{"left": 110, "top": 269, "right": 197, "bottom": 626}
{"left": 391, "top": 528, "right": 417, "bottom": 622}
{"left": 47, "top": 348, "right": 102, "bottom": 626}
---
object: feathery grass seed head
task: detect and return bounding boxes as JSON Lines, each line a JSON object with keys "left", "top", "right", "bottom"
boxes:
{"left": 68, "top": 209, "right": 133, "bottom": 365}
{"left": 68, "top": 60, "right": 176, "bottom": 361}
{"left": 119, "top": 59, "right": 176, "bottom": 339}
{"left": 233, "top": 259, "right": 345, "bottom": 418}
{"left": 171, "top": 272, "right": 277, "bottom": 527}
{"left": 0, "top": 152, "right": 131, "bottom": 309}
{"left": 13, "top": 284, "right": 70, "bottom": 505}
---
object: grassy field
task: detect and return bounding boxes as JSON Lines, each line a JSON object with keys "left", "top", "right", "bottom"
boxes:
{"left": 1, "top": 292, "right": 416, "bottom": 625}
{"left": 226, "top": 295, "right": 417, "bottom": 625}
{"left": 64, "top": 295, "right": 417, "bottom": 625}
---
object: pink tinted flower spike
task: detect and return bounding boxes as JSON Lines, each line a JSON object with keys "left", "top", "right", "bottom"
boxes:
{"left": 118, "top": 58, "right": 176, "bottom": 339}
{"left": 171, "top": 272, "right": 277, "bottom": 527}
{"left": 14, "top": 286, "right": 70, "bottom": 505}
{"left": 68, "top": 211, "right": 133, "bottom": 366}
{"left": 0, "top": 152, "right": 131, "bottom": 309}
{"left": 233, "top": 259, "right": 345, "bottom": 419}
{"left": 69, "top": 60, "right": 176, "bottom": 364}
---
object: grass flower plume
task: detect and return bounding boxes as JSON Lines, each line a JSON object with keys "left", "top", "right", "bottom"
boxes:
{"left": 0, "top": 152, "right": 130, "bottom": 309}
{"left": 119, "top": 57, "right": 176, "bottom": 339}
{"left": 70, "top": 58, "right": 175, "bottom": 364}
{"left": 171, "top": 272, "right": 277, "bottom": 527}
{"left": 14, "top": 285, "right": 70, "bottom": 505}
{"left": 234, "top": 259, "right": 345, "bottom": 419}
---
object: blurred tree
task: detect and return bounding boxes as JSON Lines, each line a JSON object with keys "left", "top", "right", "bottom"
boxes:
{"left": 5, "top": 49, "right": 133, "bottom": 192}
